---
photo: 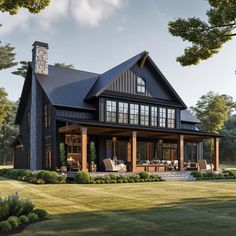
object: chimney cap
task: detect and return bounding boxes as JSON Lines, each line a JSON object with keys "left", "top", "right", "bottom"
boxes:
{"left": 32, "top": 41, "right": 49, "bottom": 49}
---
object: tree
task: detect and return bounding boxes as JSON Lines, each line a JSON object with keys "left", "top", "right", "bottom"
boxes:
{"left": 0, "top": 42, "right": 17, "bottom": 70}
{"left": 0, "top": 100, "right": 18, "bottom": 165}
{"left": 0, "top": 0, "right": 50, "bottom": 15}
{"left": 0, "top": 87, "right": 11, "bottom": 127}
{"left": 191, "top": 91, "right": 236, "bottom": 163}
{"left": 54, "top": 63, "right": 74, "bottom": 69}
{"left": 220, "top": 115, "right": 236, "bottom": 163}
{"left": 168, "top": 0, "right": 236, "bottom": 66}
{"left": 12, "top": 62, "right": 75, "bottom": 77}
{"left": 191, "top": 91, "right": 236, "bottom": 133}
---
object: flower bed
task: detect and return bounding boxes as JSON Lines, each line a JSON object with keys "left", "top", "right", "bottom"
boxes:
{"left": 0, "top": 169, "right": 67, "bottom": 184}
{"left": 74, "top": 171, "right": 164, "bottom": 184}
{"left": 191, "top": 170, "right": 236, "bottom": 180}
{"left": 0, "top": 192, "right": 48, "bottom": 235}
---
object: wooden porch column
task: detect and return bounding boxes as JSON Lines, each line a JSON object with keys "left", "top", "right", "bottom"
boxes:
{"left": 81, "top": 127, "right": 88, "bottom": 172}
{"left": 213, "top": 138, "right": 219, "bottom": 171}
{"left": 178, "top": 135, "right": 184, "bottom": 171}
{"left": 131, "top": 131, "right": 137, "bottom": 172}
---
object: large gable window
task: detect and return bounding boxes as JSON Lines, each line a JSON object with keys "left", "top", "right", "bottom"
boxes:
{"left": 118, "top": 102, "right": 128, "bottom": 124}
{"left": 106, "top": 100, "right": 117, "bottom": 122}
{"left": 130, "top": 104, "right": 139, "bottom": 125}
{"left": 137, "top": 77, "right": 146, "bottom": 93}
{"left": 167, "top": 109, "right": 176, "bottom": 128}
{"left": 140, "top": 105, "right": 149, "bottom": 126}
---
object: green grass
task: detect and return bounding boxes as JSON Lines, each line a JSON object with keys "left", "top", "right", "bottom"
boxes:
{"left": 1, "top": 178, "right": 236, "bottom": 236}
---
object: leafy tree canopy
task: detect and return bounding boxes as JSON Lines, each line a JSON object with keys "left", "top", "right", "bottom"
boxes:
{"left": 12, "top": 61, "right": 75, "bottom": 78}
{"left": 0, "top": 87, "right": 11, "bottom": 127}
{"left": 0, "top": 0, "right": 50, "bottom": 15}
{"left": 190, "top": 91, "right": 236, "bottom": 133}
{"left": 168, "top": 0, "right": 236, "bottom": 66}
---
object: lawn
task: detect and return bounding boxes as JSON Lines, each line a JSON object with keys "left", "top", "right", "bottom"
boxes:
{"left": 1, "top": 178, "right": 236, "bottom": 236}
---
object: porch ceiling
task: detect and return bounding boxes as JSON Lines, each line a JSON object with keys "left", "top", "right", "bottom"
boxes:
{"left": 58, "top": 124, "right": 217, "bottom": 142}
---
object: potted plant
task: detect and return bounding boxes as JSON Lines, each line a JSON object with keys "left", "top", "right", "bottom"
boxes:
{"left": 60, "top": 143, "right": 67, "bottom": 172}
{"left": 89, "top": 141, "right": 97, "bottom": 172}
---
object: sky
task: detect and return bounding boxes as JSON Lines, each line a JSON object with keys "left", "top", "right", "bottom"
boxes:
{"left": 0, "top": 0, "right": 236, "bottom": 108}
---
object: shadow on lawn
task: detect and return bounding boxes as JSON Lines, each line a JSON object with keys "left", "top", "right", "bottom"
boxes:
{"left": 24, "top": 197, "right": 236, "bottom": 236}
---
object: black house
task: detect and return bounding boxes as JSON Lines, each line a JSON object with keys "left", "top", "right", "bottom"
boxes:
{"left": 14, "top": 41, "right": 221, "bottom": 172}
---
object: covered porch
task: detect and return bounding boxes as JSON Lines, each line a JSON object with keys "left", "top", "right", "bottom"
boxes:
{"left": 58, "top": 122, "right": 220, "bottom": 172}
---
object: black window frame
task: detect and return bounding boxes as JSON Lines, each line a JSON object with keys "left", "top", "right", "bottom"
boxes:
{"left": 140, "top": 105, "right": 149, "bottom": 126}
{"left": 159, "top": 107, "right": 166, "bottom": 128}
{"left": 118, "top": 101, "right": 129, "bottom": 124}
{"left": 151, "top": 106, "right": 158, "bottom": 126}
{"left": 105, "top": 100, "right": 117, "bottom": 123}
{"left": 167, "top": 108, "right": 176, "bottom": 128}
{"left": 130, "top": 103, "right": 139, "bottom": 125}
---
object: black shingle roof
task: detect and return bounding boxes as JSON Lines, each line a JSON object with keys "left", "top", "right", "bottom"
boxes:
{"left": 181, "top": 110, "right": 201, "bottom": 124}
{"left": 36, "top": 65, "right": 99, "bottom": 110}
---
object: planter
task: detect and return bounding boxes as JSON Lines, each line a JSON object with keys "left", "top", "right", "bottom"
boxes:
{"left": 61, "top": 165, "right": 67, "bottom": 172}
{"left": 89, "top": 165, "right": 97, "bottom": 172}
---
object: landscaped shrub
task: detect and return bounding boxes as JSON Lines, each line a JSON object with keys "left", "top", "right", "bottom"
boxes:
{"left": 0, "top": 221, "right": 12, "bottom": 233}
{"left": 108, "top": 173, "right": 117, "bottom": 180}
{"left": 74, "top": 171, "right": 91, "bottom": 184}
{"left": 41, "top": 171, "right": 59, "bottom": 184}
{"left": 203, "top": 172, "right": 217, "bottom": 178}
{"left": 139, "top": 172, "right": 150, "bottom": 180}
{"left": 191, "top": 171, "right": 203, "bottom": 178}
{"left": 19, "top": 215, "right": 29, "bottom": 224}
{"left": 32, "top": 208, "right": 48, "bottom": 220}
{"left": 27, "top": 213, "right": 39, "bottom": 222}
{"left": 0, "top": 168, "right": 8, "bottom": 176}
{"left": 7, "top": 216, "right": 20, "bottom": 229}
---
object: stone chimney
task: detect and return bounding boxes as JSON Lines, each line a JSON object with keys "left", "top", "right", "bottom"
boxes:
{"left": 30, "top": 41, "right": 48, "bottom": 170}
{"left": 32, "top": 41, "right": 49, "bottom": 75}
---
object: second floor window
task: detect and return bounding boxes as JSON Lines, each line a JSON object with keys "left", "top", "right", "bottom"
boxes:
{"left": 118, "top": 102, "right": 128, "bottom": 123}
{"left": 151, "top": 106, "right": 158, "bottom": 126}
{"left": 167, "top": 109, "right": 176, "bottom": 128}
{"left": 106, "top": 100, "right": 117, "bottom": 122}
{"left": 140, "top": 105, "right": 149, "bottom": 126}
{"left": 159, "top": 107, "right": 166, "bottom": 127}
{"left": 137, "top": 77, "right": 146, "bottom": 93}
{"left": 130, "top": 104, "right": 139, "bottom": 125}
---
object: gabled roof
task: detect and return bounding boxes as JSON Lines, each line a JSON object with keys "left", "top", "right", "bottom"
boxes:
{"left": 86, "top": 51, "right": 146, "bottom": 99}
{"left": 86, "top": 51, "right": 187, "bottom": 109}
{"left": 181, "top": 110, "right": 201, "bottom": 124}
{"left": 36, "top": 65, "right": 99, "bottom": 110}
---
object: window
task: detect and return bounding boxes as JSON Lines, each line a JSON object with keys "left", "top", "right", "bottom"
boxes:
{"left": 167, "top": 109, "right": 176, "bottom": 128}
{"left": 44, "top": 104, "right": 51, "bottom": 128}
{"left": 45, "top": 136, "right": 52, "bottom": 169}
{"left": 140, "top": 105, "right": 149, "bottom": 126}
{"left": 137, "top": 77, "right": 146, "bottom": 93}
{"left": 130, "top": 104, "right": 139, "bottom": 125}
{"left": 106, "top": 100, "right": 117, "bottom": 122}
{"left": 159, "top": 107, "right": 166, "bottom": 127}
{"left": 151, "top": 106, "right": 158, "bottom": 126}
{"left": 118, "top": 102, "right": 128, "bottom": 123}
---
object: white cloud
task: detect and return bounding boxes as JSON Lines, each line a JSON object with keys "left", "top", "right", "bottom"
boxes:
{"left": 70, "top": 0, "right": 125, "bottom": 26}
{"left": 0, "top": 0, "right": 126, "bottom": 36}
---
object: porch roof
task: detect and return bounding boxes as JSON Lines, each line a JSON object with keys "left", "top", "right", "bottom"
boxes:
{"left": 57, "top": 117, "right": 223, "bottom": 142}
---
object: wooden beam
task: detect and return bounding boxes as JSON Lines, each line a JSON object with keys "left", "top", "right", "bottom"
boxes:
{"left": 178, "top": 135, "right": 184, "bottom": 171}
{"left": 58, "top": 124, "right": 80, "bottom": 133}
{"left": 81, "top": 127, "right": 88, "bottom": 171}
{"left": 131, "top": 131, "right": 137, "bottom": 172}
{"left": 213, "top": 138, "right": 219, "bottom": 171}
{"left": 139, "top": 51, "right": 149, "bottom": 69}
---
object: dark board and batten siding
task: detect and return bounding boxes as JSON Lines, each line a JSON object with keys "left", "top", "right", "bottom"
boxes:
{"left": 56, "top": 109, "right": 95, "bottom": 120}
{"left": 181, "top": 123, "right": 197, "bottom": 130}
{"left": 106, "top": 64, "right": 175, "bottom": 102}
{"left": 107, "top": 69, "right": 151, "bottom": 96}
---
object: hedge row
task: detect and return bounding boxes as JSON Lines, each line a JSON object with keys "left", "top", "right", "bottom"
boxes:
{"left": 74, "top": 171, "right": 164, "bottom": 184}
{"left": 0, "top": 192, "right": 48, "bottom": 234}
{"left": 191, "top": 170, "right": 236, "bottom": 180}
{"left": 0, "top": 168, "right": 67, "bottom": 184}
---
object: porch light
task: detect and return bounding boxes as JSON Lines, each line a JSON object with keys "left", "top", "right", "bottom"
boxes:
{"left": 158, "top": 139, "right": 163, "bottom": 144}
